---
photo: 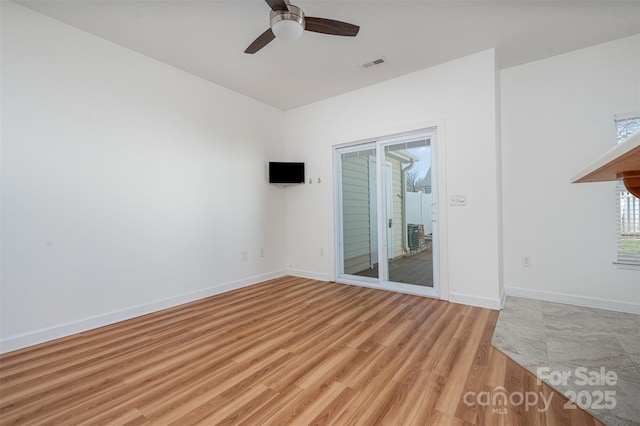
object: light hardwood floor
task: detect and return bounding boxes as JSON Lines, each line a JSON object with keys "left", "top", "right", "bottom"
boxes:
{"left": 0, "top": 276, "right": 604, "bottom": 425}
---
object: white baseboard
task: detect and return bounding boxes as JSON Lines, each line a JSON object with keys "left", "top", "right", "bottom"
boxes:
{"left": 505, "top": 287, "right": 640, "bottom": 314}
{"left": 449, "top": 292, "right": 503, "bottom": 310}
{"left": 0, "top": 270, "right": 287, "bottom": 354}
{"left": 286, "top": 268, "right": 331, "bottom": 282}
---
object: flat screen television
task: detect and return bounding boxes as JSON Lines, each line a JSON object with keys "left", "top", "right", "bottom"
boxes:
{"left": 269, "top": 162, "right": 305, "bottom": 184}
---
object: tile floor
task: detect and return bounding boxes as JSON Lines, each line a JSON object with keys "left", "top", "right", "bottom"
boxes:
{"left": 492, "top": 296, "right": 640, "bottom": 426}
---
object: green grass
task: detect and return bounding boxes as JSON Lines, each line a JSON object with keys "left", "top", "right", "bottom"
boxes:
{"left": 621, "top": 238, "right": 640, "bottom": 253}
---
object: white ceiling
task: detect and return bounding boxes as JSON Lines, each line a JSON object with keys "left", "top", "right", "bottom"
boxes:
{"left": 14, "top": 0, "right": 640, "bottom": 110}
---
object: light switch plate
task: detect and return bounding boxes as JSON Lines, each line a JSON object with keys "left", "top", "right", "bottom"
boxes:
{"left": 450, "top": 195, "right": 467, "bottom": 206}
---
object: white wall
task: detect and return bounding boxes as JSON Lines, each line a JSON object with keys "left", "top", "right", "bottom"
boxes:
{"left": 0, "top": 2, "right": 286, "bottom": 352}
{"left": 283, "top": 50, "right": 503, "bottom": 308}
{"left": 5, "top": 1, "right": 635, "bottom": 356}
{"left": 501, "top": 35, "right": 640, "bottom": 313}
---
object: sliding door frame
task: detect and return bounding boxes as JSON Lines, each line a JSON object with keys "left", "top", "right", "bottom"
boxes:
{"left": 333, "top": 126, "right": 447, "bottom": 299}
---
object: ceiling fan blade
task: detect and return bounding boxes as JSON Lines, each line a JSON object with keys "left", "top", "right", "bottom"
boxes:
{"left": 304, "top": 17, "right": 360, "bottom": 37}
{"left": 265, "top": 0, "right": 288, "bottom": 12}
{"left": 244, "top": 28, "right": 276, "bottom": 54}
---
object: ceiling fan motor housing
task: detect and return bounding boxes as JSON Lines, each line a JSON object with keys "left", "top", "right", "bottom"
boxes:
{"left": 270, "top": 5, "right": 305, "bottom": 41}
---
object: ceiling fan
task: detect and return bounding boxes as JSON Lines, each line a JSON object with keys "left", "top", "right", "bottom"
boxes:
{"left": 244, "top": 0, "right": 360, "bottom": 54}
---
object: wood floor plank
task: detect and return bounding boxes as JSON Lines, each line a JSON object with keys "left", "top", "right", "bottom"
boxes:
{"left": 435, "top": 308, "right": 491, "bottom": 416}
{"left": 0, "top": 277, "right": 607, "bottom": 425}
{"left": 306, "top": 384, "right": 359, "bottom": 426}
{"left": 453, "top": 309, "right": 499, "bottom": 424}
{"left": 236, "top": 385, "right": 306, "bottom": 425}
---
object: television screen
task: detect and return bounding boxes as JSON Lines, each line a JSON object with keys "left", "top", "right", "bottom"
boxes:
{"left": 269, "top": 162, "right": 305, "bottom": 184}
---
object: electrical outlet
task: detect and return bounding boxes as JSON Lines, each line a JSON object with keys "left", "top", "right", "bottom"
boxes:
{"left": 522, "top": 256, "right": 532, "bottom": 267}
{"left": 450, "top": 195, "right": 467, "bottom": 206}
{"left": 320, "top": 248, "right": 325, "bottom": 256}
{"left": 242, "top": 251, "right": 248, "bottom": 261}
{"left": 259, "top": 248, "right": 264, "bottom": 257}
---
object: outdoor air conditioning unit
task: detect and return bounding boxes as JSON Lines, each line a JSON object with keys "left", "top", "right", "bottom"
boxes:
{"left": 407, "top": 224, "right": 420, "bottom": 251}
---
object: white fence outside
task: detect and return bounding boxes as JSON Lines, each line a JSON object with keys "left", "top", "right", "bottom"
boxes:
{"left": 406, "top": 191, "right": 433, "bottom": 235}
{"left": 619, "top": 189, "right": 640, "bottom": 234}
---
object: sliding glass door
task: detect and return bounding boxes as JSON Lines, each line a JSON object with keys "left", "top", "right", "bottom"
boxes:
{"left": 338, "top": 146, "right": 379, "bottom": 279}
{"left": 335, "top": 129, "right": 439, "bottom": 298}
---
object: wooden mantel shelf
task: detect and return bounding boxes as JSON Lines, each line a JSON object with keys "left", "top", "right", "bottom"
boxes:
{"left": 572, "top": 131, "right": 640, "bottom": 197}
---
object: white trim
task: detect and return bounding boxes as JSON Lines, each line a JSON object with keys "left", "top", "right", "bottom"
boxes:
{"left": 335, "top": 276, "right": 440, "bottom": 299}
{"left": 286, "top": 268, "right": 331, "bottom": 282}
{"left": 614, "top": 111, "right": 640, "bottom": 122}
{"left": 380, "top": 280, "right": 440, "bottom": 298}
{"left": 384, "top": 161, "right": 393, "bottom": 261}
{"left": 505, "top": 286, "right": 640, "bottom": 314}
{"left": 330, "top": 119, "right": 444, "bottom": 151}
{"left": 368, "top": 155, "right": 379, "bottom": 266}
{"left": 0, "top": 270, "right": 286, "bottom": 354}
{"left": 613, "top": 261, "right": 640, "bottom": 271}
{"left": 432, "top": 118, "right": 448, "bottom": 301}
{"left": 333, "top": 148, "right": 345, "bottom": 281}
{"left": 449, "top": 292, "right": 502, "bottom": 310}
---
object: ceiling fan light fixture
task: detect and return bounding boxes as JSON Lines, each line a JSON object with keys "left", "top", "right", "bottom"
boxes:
{"left": 244, "top": 0, "right": 359, "bottom": 54}
{"left": 270, "top": 5, "right": 305, "bottom": 42}
{"left": 272, "top": 19, "right": 303, "bottom": 41}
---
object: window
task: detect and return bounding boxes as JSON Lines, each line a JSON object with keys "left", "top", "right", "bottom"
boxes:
{"left": 614, "top": 114, "right": 640, "bottom": 267}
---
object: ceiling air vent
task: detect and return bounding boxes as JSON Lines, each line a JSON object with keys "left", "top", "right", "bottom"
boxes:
{"left": 360, "top": 57, "right": 385, "bottom": 70}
